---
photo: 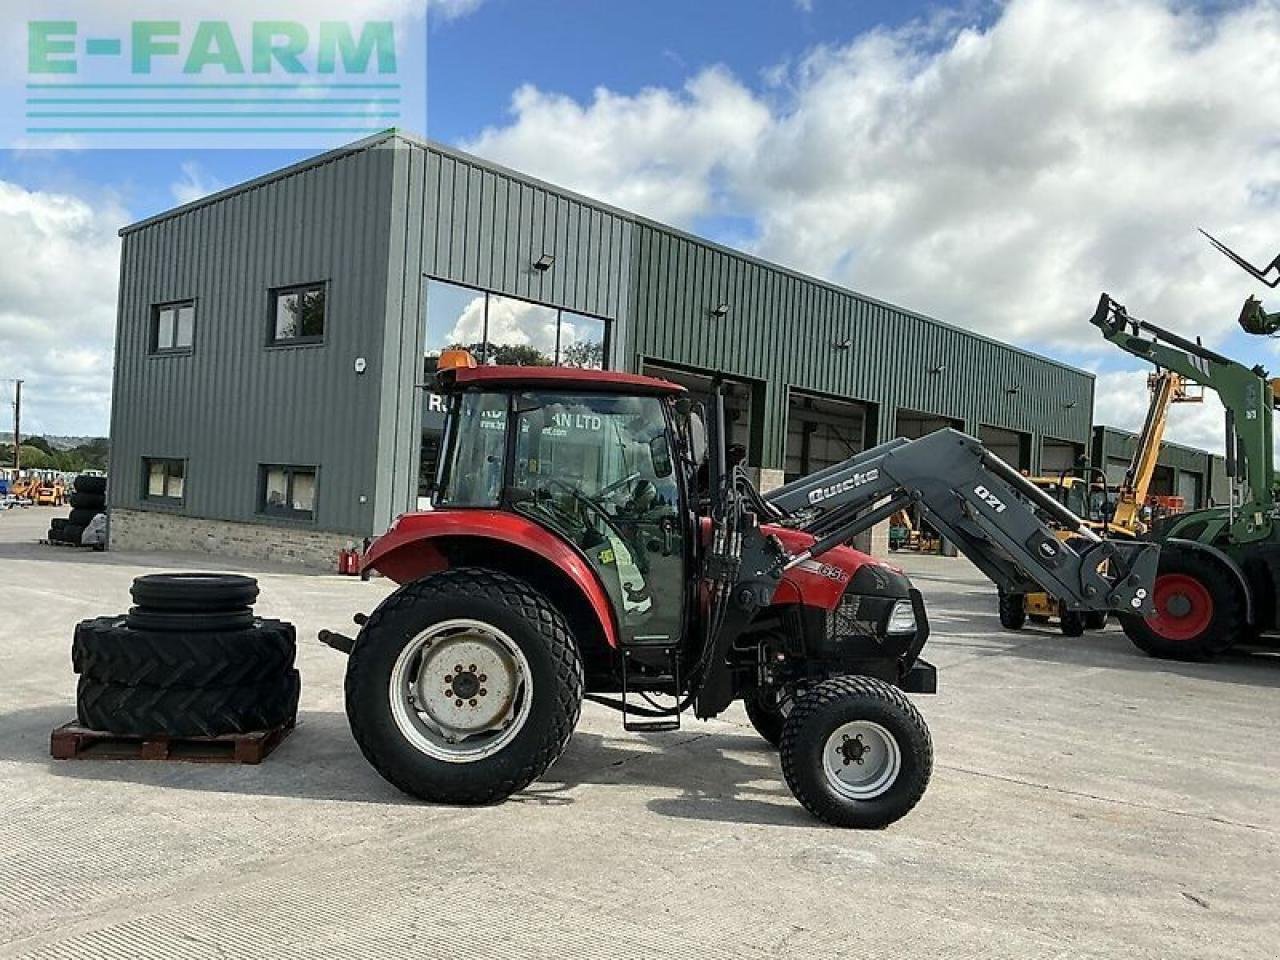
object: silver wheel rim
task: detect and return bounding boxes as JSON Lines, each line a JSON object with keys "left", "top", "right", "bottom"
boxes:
{"left": 822, "top": 720, "right": 901, "bottom": 800}
{"left": 389, "top": 618, "right": 533, "bottom": 764}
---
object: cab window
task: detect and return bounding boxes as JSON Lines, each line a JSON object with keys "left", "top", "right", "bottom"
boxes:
{"left": 510, "top": 392, "right": 684, "bottom": 643}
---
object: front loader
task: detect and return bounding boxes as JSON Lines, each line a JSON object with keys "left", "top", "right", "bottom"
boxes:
{"left": 326, "top": 352, "right": 1157, "bottom": 828}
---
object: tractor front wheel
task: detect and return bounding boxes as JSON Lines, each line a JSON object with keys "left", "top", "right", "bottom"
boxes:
{"left": 345, "top": 568, "right": 583, "bottom": 805}
{"left": 780, "top": 676, "right": 932, "bottom": 829}
{"left": 1119, "top": 551, "right": 1243, "bottom": 661}
{"left": 743, "top": 690, "right": 785, "bottom": 747}
{"left": 998, "top": 590, "right": 1026, "bottom": 630}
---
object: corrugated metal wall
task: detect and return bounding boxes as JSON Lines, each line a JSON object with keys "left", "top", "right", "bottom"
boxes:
{"left": 626, "top": 223, "right": 1094, "bottom": 470}
{"left": 110, "top": 143, "right": 397, "bottom": 535}
{"left": 112, "top": 132, "right": 1099, "bottom": 536}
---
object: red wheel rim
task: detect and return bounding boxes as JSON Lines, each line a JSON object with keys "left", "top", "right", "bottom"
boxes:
{"left": 1147, "top": 573, "right": 1213, "bottom": 641}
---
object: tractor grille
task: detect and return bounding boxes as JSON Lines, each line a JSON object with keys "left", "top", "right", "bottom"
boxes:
{"left": 826, "top": 590, "right": 893, "bottom": 643}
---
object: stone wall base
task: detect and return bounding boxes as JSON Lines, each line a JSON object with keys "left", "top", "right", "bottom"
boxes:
{"left": 109, "top": 508, "right": 360, "bottom": 571}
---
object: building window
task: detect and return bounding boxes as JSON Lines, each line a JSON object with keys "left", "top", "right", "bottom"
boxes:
{"left": 143, "top": 458, "right": 185, "bottom": 503}
{"left": 151, "top": 301, "right": 195, "bottom": 354}
{"left": 423, "top": 279, "right": 611, "bottom": 370}
{"left": 270, "top": 284, "right": 326, "bottom": 345}
{"left": 260, "top": 464, "right": 317, "bottom": 520}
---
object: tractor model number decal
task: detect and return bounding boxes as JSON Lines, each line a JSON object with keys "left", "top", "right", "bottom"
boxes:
{"left": 796, "top": 559, "right": 850, "bottom": 582}
{"left": 973, "top": 484, "right": 1007, "bottom": 513}
{"left": 807, "top": 469, "right": 880, "bottom": 505}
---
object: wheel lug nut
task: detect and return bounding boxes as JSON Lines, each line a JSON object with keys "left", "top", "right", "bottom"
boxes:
{"left": 445, "top": 675, "right": 454, "bottom": 683}
{"left": 479, "top": 688, "right": 487, "bottom": 696}
{"left": 455, "top": 664, "right": 464, "bottom": 673}
{"left": 445, "top": 688, "right": 453, "bottom": 697}
{"left": 455, "top": 699, "right": 463, "bottom": 707}
{"left": 479, "top": 674, "right": 487, "bottom": 682}
{"left": 468, "top": 664, "right": 477, "bottom": 672}
{"left": 469, "top": 699, "right": 477, "bottom": 706}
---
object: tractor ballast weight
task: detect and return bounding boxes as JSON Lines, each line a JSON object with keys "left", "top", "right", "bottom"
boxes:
{"left": 335, "top": 361, "right": 1157, "bottom": 828}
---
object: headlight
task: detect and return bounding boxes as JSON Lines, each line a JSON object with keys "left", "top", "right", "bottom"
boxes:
{"left": 886, "top": 600, "right": 917, "bottom": 635}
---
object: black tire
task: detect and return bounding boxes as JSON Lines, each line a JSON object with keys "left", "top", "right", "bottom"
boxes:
{"left": 345, "top": 567, "right": 584, "bottom": 806}
{"left": 998, "top": 590, "right": 1026, "bottom": 630}
{"left": 1028, "top": 613, "right": 1051, "bottom": 624}
{"left": 61, "top": 523, "right": 85, "bottom": 544}
{"left": 1059, "top": 609, "right": 1085, "bottom": 637}
{"left": 74, "top": 475, "right": 107, "bottom": 495}
{"left": 50, "top": 517, "right": 67, "bottom": 532}
{"left": 126, "top": 606, "right": 255, "bottom": 633}
{"left": 1120, "top": 549, "right": 1243, "bottom": 661}
{"left": 1084, "top": 611, "right": 1108, "bottom": 631}
{"left": 743, "top": 690, "right": 785, "bottom": 747}
{"left": 131, "top": 573, "right": 259, "bottom": 612}
{"left": 73, "top": 616, "right": 296, "bottom": 686}
{"left": 780, "top": 675, "right": 932, "bottom": 829}
{"left": 68, "top": 508, "right": 101, "bottom": 527}
{"left": 77, "top": 669, "right": 299, "bottom": 737}
{"left": 68, "top": 492, "right": 106, "bottom": 511}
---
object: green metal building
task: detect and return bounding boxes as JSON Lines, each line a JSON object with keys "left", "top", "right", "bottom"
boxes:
{"left": 107, "top": 131, "right": 1098, "bottom": 565}
{"left": 1091, "top": 426, "right": 1227, "bottom": 510}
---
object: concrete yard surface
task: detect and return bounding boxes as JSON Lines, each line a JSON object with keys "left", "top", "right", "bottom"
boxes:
{"left": 1, "top": 506, "right": 1277, "bottom": 959}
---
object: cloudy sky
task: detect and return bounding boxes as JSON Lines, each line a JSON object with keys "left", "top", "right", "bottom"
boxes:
{"left": 2, "top": 0, "right": 1278, "bottom": 452}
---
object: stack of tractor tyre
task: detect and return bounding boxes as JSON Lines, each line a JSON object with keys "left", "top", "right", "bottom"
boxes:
{"left": 49, "top": 475, "right": 107, "bottom": 547}
{"left": 73, "top": 573, "right": 299, "bottom": 737}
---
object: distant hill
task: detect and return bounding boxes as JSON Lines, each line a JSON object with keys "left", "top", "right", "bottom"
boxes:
{"left": 0, "top": 433, "right": 104, "bottom": 451}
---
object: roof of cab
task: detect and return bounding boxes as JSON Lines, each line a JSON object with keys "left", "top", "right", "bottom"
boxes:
{"left": 441, "top": 366, "right": 686, "bottom": 396}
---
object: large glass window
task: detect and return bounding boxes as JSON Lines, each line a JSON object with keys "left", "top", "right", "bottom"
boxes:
{"left": 558, "top": 311, "right": 606, "bottom": 369}
{"left": 271, "top": 284, "right": 326, "bottom": 344}
{"left": 151, "top": 301, "right": 195, "bottom": 354}
{"left": 423, "top": 279, "right": 610, "bottom": 370}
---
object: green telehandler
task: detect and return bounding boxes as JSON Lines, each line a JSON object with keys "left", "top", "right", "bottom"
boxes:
{"left": 1090, "top": 289, "right": 1280, "bottom": 659}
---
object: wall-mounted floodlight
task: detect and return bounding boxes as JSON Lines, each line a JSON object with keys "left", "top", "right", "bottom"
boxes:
{"left": 710, "top": 303, "right": 730, "bottom": 319}
{"left": 832, "top": 337, "right": 852, "bottom": 350}
{"left": 1005, "top": 385, "right": 1021, "bottom": 395}
{"left": 929, "top": 363, "right": 946, "bottom": 375}
{"left": 533, "top": 253, "right": 556, "bottom": 271}
{"left": 1064, "top": 400, "right": 1078, "bottom": 409}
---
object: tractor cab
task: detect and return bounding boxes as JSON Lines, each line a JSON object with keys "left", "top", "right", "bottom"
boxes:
{"left": 431, "top": 363, "right": 693, "bottom": 650}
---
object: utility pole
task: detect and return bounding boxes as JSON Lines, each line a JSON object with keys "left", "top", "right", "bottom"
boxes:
{"left": 11, "top": 379, "right": 21, "bottom": 473}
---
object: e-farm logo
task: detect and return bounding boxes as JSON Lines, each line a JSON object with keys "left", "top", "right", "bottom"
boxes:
{"left": 12, "top": 8, "right": 425, "bottom": 148}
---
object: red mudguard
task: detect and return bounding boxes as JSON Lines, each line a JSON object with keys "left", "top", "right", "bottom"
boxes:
{"left": 361, "top": 511, "right": 621, "bottom": 647}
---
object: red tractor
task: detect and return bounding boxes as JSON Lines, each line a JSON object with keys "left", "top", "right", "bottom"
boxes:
{"left": 327, "top": 353, "right": 1157, "bottom": 827}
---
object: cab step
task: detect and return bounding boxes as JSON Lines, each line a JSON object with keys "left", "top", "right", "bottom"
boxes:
{"left": 620, "top": 646, "right": 681, "bottom": 733}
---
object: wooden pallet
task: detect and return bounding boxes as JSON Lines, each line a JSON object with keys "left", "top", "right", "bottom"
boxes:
{"left": 50, "top": 719, "right": 295, "bottom": 765}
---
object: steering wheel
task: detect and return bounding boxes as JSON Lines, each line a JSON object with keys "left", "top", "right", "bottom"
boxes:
{"left": 545, "top": 477, "right": 624, "bottom": 533}
{"left": 596, "top": 471, "right": 641, "bottom": 499}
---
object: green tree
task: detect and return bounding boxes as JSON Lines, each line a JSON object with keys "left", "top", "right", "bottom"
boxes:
{"left": 560, "top": 340, "right": 604, "bottom": 369}
{"left": 24, "top": 435, "right": 54, "bottom": 455}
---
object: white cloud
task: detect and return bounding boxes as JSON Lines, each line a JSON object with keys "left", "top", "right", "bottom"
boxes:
{"left": 464, "top": 68, "right": 771, "bottom": 225}
{"left": 459, "top": 0, "right": 1280, "bottom": 360}
{"left": 171, "top": 162, "right": 226, "bottom": 206}
{"left": 430, "top": 0, "right": 486, "bottom": 20}
{"left": 0, "top": 181, "right": 124, "bottom": 437}
{"left": 1093, "top": 369, "right": 1228, "bottom": 455}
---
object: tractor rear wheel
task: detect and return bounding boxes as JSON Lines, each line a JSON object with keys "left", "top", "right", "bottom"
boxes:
{"left": 780, "top": 676, "right": 932, "bottom": 829}
{"left": 345, "top": 568, "right": 583, "bottom": 806}
{"left": 998, "top": 590, "right": 1026, "bottom": 630}
{"left": 1119, "top": 550, "right": 1243, "bottom": 661}
{"left": 1084, "top": 611, "right": 1108, "bottom": 631}
{"left": 1059, "top": 608, "right": 1085, "bottom": 637}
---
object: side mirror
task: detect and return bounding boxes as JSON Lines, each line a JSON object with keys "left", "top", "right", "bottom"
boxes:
{"left": 649, "top": 435, "right": 674, "bottom": 478}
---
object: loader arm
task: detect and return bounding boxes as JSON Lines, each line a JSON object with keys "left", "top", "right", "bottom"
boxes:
{"left": 763, "top": 430, "right": 1159, "bottom": 617}
{"left": 1091, "top": 293, "right": 1276, "bottom": 542}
